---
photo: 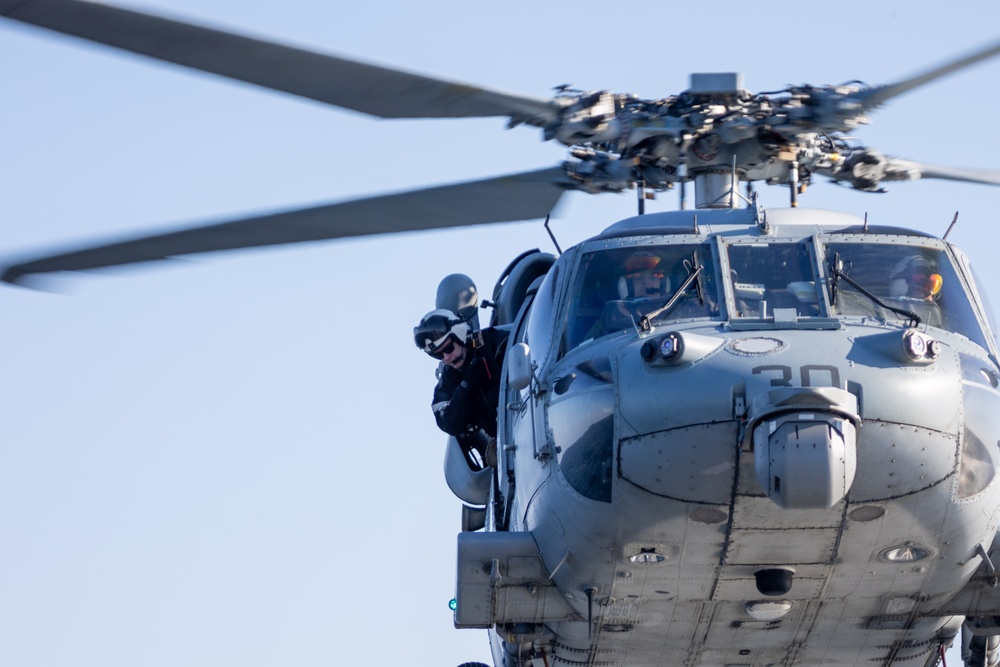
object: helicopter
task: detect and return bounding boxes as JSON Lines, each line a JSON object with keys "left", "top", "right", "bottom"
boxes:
{"left": 5, "top": 1, "right": 1000, "bottom": 667}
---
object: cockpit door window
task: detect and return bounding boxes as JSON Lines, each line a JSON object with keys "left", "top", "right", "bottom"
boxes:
{"left": 563, "top": 242, "right": 720, "bottom": 352}
{"left": 823, "top": 240, "right": 990, "bottom": 349}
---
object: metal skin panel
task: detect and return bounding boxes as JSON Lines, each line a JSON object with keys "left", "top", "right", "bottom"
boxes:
{"left": 850, "top": 422, "right": 958, "bottom": 502}
{"left": 730, "top": 495, "right": 842, "bottom": 530}
{"left": 849, "top": 336, "right": 964, "bottom": 435}
{"left": 619, "top": 423, "right": 738, "bottom": 504}
{"left": 615, "top": 333, "right": 738, "bottom": 436}
{"left": 724, "top": 526, "right": 838, "bottom": 565}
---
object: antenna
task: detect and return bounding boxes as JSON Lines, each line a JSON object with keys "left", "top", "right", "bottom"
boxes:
{"left": 544, "top": 215, "right": 562, "bottom": 255}
{"left": 584, "top": 586, "right": 597, "bottom": 638}
{"left": 943, "top": 211, "right": 959, "bottom": 240}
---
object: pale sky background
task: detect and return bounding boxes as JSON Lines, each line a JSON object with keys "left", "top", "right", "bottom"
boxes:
{"left": 2, "top": 2, "right": 1000, "bottom": 666}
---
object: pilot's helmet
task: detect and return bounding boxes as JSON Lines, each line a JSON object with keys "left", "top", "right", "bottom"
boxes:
{"left": 888, "top": 255, "right": 943, "bottom": 301}
{"left": 618, "top": 250, "right": 670, "bottom": 299}
{"left": 413, "top": 309, "right": 471, "bottom": 356}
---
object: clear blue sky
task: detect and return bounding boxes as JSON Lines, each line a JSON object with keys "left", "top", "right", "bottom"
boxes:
{"left": 2, "top": 2, "right": 999, "bottom": 665}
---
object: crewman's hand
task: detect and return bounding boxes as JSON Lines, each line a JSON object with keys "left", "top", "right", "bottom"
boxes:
{"left": 463, "top": 354, "right": 489, "bottom": 386}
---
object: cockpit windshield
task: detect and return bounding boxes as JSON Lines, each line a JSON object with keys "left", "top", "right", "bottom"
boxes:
{"left": 726, "top": 241, "right": 820, "bottom": 319}
{"left": 559, "top": 235, "right": 991, "bottom": 355}
{"left": 824, "top": 241, "right": 989, "bottom": 348}
{"left": 564, "top": 243, "right": 719, "bottom": 351}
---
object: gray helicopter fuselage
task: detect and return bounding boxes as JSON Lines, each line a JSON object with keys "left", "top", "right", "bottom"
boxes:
{"left": 459, "top": 205, "right": 1000, "bottom": 667}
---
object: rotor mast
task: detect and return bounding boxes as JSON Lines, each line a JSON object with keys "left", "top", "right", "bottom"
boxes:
{"left": 685, "top": 73, "right": 752, "bottom": 210}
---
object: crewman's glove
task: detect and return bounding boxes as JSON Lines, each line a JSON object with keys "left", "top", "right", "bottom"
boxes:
{"left": 463, "top": 355, "right": 489, "bottom": 386}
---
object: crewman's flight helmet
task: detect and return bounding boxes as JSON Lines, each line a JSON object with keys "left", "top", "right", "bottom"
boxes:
{"left": 888, "top": 255, "right": 943, "bottom": 300}
{"left": 413, "top": 309, "right": 471, "bottom": 356}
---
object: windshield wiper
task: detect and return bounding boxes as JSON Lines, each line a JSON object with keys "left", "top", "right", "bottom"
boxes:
{"left": 830, "top": 253, "right": 842, "bottom": 306}
{"left": 638, "top": 254, "right": 704, "bottom": 332}
{"left": 828, "top": 257, "right": 921, "bottom": 327}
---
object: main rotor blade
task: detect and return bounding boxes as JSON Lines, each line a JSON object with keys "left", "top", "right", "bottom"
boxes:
{"left": 2, "top": 168, "right": 572, "bottom": 285}
{"left": 849, "top": 37, "right": 1000, "bottom": 110}
{"left": 0, "top": 0, "right": 557, "bottom": 122}
{"left": 886, "top": 159, "right": 1000, "bottom": 187}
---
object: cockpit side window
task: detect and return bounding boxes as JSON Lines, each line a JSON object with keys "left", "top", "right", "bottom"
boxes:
{"left": 967, "top": 261, "right": 999, "bottom": 347}
{"left": 562, "top": 242, "right": 720, "bottom": 352}
{"left": 824, "top": 241, "right": 990, "bottom": 349}
{"left": 726, "top": 242, "right": 821, "bottom": 318}
{"left": 524, "top": 264, "right": 559, "bottom": 371}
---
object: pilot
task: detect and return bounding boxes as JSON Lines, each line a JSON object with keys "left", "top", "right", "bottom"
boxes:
{"left": 887, "top": 254, "right": 943, "bottom": 326}
{"left": 588, "top": 251, "right": 669, "bottom": 337}
{"left": 889, "top": 255, "right": 943, "bottom": 301}
{"left": 618, "top": 250, "right": 668, "bottom": 301}
{"left": 413, "top": 309, "right": 508, "bottom": 468}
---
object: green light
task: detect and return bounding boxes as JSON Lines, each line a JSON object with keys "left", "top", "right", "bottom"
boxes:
{"left": 449, "top": 598, "right": 458, "bottom": 611}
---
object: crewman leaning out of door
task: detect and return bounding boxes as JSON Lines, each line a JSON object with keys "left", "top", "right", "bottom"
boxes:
{"left": 413, "top": 309, "right": 508, "bottom": 468}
